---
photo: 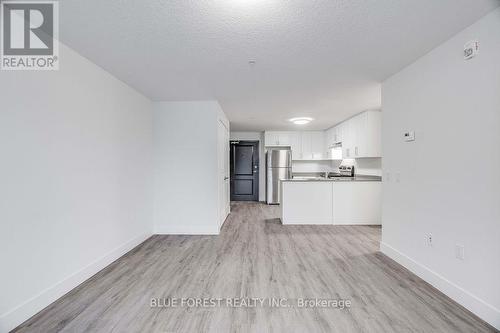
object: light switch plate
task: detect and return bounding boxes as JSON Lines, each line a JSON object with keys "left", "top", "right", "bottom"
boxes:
{"left": 455, "top": 244, "right": 465, "bottom": 260}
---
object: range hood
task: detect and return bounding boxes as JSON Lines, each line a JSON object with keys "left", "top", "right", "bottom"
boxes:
{"left": 331, "top": 141, "right": 342, "bottom": 149}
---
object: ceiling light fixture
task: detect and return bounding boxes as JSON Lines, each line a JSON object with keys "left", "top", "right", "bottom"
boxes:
{"left": 289, "top": 117, "right": 313, "bottom": 125}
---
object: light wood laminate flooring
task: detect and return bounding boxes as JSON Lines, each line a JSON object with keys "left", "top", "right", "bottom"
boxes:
{"left": 14, "top": 202, "right": 497, "bottom": 332}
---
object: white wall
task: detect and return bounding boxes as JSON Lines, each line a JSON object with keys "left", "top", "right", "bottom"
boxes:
{"left": 381, "top": 8, "right": 500, "bottom": 329}
{"left": 353, "top": 158, "right": 382, "bottom": 176}
{"left": 229, "top": 132, "right": 266, "bottom": 201}
{"left": 0, "top": 43, "right": 153, "bottom": 332}
{"left": 154, "top": 101, "right": 227, "bottom": 234}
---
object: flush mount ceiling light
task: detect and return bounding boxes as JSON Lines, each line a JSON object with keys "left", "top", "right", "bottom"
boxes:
{"left": 289, "top": 117, "right": 313, "bottom": 125}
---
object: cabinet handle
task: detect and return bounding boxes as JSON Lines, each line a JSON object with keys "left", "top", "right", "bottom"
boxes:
{"left": 355, "top": 147, "right": 358, "bottom": 156}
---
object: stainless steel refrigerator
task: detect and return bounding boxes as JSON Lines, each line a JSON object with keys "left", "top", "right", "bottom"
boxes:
{"left": 266, "top": 148, "right": 292, "bottom": 204}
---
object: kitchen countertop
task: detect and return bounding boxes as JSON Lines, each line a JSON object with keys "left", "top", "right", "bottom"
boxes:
{"left": 281, "top": 175, "right": 382, "bottom": 182}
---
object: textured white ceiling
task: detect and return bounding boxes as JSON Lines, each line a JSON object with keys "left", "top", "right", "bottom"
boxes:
{"left": 59, "top": 0, "right": 499, "bottom": 131}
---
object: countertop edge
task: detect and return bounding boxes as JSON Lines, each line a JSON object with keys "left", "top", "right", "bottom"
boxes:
{"left": 281, "top": 175, "right": 382, "bottom": 182}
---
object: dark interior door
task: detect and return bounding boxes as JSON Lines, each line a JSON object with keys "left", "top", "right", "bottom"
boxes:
{"left": 230, "top": 141, "right": 259, "bottom": 201}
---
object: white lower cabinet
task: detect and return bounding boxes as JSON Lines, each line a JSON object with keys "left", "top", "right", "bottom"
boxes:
{"left": 332, "top": 182, "right": 381, "bottom": 225}
{"left": 281, "top": 182, "right": 333, "bottom": 225}
{"left": 281, "top": 181, "right": 381, "bottom": 225}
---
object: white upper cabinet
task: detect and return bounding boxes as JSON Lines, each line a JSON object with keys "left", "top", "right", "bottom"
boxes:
{"left": 265, "top": 131, "right": 326, "bottom": 160}
{"left": 331, "top": 110, "right": 381, "bottom": 159}
{"left": 264, "top": 131, "right": 294, "bottom": 146}
{"left": 299, "top": 131, "right": 326, "bottom": 160}
{"left": 264, "top": 132, "right": 278, "bottom": 146}
{"left": 311, "top": 131, "right": 326, "bottom": 160}
{"left": 265, "top": 131, "right": 302, "bottom": 160}
{"left": 300, "top": 131, "right": 313, "bottom": 160}
{"left": 264, "top": 132, "right": 279, "bottom": 146}
{"left": 341, "top": 120, "right": 353, "bottom": 158}
{"left": 289, "top": 132, "right": 302, "bottom": 160}
{"left": 264, "top": 111, "right": 380, "bottom": 161}
{"left": 345, "top": 111, "right": 381, "bottom": 158}
{"left": 325, "top": 127, "right": 336, "bottom": 148}
{"left": 277, "top": 132, "right": 291, "bottom": 146}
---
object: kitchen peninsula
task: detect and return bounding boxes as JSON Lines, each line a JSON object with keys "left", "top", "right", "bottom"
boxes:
{"left": 280, "top": 175, "right": 382, "bottom": 225}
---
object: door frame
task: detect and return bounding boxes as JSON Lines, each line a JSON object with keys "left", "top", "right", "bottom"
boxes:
{"left": 218, "top": 119, "right": 230, "bottom": 229}
{"left": 230, "top": 140, "right": 259, "bottom": 202}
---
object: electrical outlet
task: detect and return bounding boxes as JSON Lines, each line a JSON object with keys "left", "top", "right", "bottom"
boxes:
{"left": 464, "top": 40, "right": 479, "bottom": 60}
{"left": 426, "top": 234, "right": 433, "bottom": 247}
{"left": 395, "top": 172, "right": 401, "bottom": 183}
{"left": 455, "top": 245, "right": 465, "bottom": 260}
{"left": 404, "top": 131, "right": 415, "bottom": 142}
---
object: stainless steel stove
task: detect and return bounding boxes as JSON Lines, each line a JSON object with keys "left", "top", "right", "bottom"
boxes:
{"left": 338, "top": 165, "right": 355, "bottom": 177}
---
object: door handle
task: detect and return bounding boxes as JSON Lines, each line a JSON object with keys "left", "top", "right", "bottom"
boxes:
{"left": 224, "top": 177, "right": 229, "bottom": 180}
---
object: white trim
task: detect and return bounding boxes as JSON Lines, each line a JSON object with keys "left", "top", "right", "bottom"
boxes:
{"left": 281, "top": 219, "right": 333, "bottom": 225}
{"left": 380, "top": 242, "right": 500, "bottom": 330}
{"left": 155, "top": 228, "right": 219, "bottom": 235}
{"left": 0, "top": 233, "right": 152, "bottom": 333}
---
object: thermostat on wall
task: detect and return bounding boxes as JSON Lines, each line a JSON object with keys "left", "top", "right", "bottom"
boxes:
{"left": 464, "top": 40, "right": 479, "bottom": 60}
{"left": 404, "top": 131, "right": 415, "bottom": 142}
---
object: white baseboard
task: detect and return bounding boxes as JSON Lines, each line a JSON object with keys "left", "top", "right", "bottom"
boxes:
{"left": 380, "top": 242, "right": 500, "bottom": 330}
{"left": 0, "top": 233, "right": 152, "bottom": 333}
{"left": 282, "top": 220, "right": 333, "bottom": 225}
{"left": 155, "top": 228, "right": 219, "bottom": 235}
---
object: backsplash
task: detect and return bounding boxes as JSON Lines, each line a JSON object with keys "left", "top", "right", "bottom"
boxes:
{"left": 341, "top": 158, "right": 382, "bottom": 176}
{"left": 292, "top": 158, "right": 382, "bottom": 176}
{"left": 292, "top": 160, "right": 338, "bottom": 173}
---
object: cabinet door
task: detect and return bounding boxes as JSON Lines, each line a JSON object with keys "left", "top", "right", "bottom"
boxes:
{"left": 341, "top": 121, "right": 352, "bottom": 158}
{"left": 352, "top": 113, "right": 365, "bottom": 158}
{"left": 278, "top": 132, "right": 292, "bottom": 146}
{"left": 325, "top": 127, "right": 335, "bottom": 149}
{"left": 301, "top": 132, "right": 313, "bottom": 160}
{"left": 265, "top": 132, "right": 279, "bottom": 146}
{"left": 335, "top": 124, "right": 343, "bottom": 143}
{"left": 352, "top": 111, "right": 382, "bottom": 158}
{"left": 333, "top": 182, "right": 381, "bottom": 225}
{"left": 311, "top": 131, "right": 325, "bottom": 160}
{"left": 289, "top": 132, "right": 302, "bottom": 160}
{"left": 218, "top": 120, "right": 230, "bottom": 227}
{"left": 325, "top": 129, "right": 333, "bottom": 159}
{"left": 281, "top": 182, "right": 333, "bottom": 225}
{"left": 364, "top": 111, "right": 382, "bottom": 157}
